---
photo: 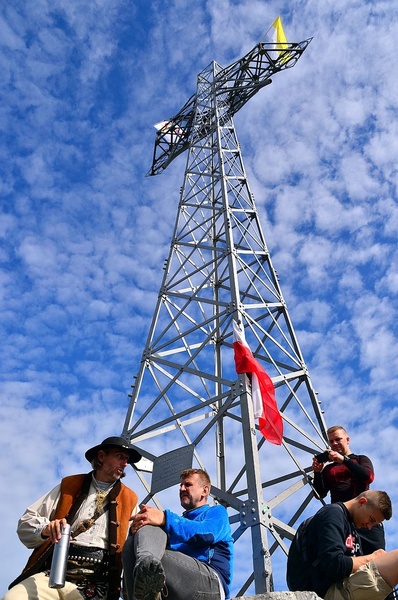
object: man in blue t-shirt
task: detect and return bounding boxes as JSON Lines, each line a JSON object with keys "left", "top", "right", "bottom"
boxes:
{"left": 123, "top": 468, "right": 234, "bottom": 600}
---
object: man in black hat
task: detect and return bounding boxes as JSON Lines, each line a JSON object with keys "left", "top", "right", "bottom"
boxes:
{"left": 5, "top": 436, "right": 141, "bottom": 600}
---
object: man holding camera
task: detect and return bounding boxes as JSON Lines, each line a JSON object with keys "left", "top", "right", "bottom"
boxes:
{"left": 312, "top": 425, "right": 385, "bottom": 553}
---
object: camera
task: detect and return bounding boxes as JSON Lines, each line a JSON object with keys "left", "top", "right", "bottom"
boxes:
{"left": 315, "top": 450, "right": 330, "bottom": 463}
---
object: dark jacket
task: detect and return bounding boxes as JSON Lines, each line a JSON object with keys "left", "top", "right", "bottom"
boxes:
{"left": 291, "top": 502, "right": 360, "bottom": 598}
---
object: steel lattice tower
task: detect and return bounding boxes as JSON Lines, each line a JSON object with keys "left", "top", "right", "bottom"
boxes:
{"left": 122, "top": 34, "right": 329, "bottom": 595}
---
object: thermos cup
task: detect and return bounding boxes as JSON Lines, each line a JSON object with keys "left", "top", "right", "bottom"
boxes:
{"left": 48, "top": 523, "right": 71, "bottom": 588}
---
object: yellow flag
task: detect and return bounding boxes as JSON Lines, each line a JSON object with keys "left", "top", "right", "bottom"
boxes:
{"left": 272, "top": 17, "right": 288, "bottom": 50}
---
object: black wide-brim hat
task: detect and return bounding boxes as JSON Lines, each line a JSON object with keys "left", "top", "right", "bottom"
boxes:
{"left": 85, "top": 436, "right": 142, "bottom": 464}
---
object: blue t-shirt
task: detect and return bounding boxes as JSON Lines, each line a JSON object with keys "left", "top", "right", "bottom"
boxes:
{"left": 164, "top": 503, "right": 234, "bottom": 597}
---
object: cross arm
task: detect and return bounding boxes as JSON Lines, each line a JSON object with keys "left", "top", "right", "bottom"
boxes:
{"left": 147, "top": 37, "right": 312, "bottom": 176}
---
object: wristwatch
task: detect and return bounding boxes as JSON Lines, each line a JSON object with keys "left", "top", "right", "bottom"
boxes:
{"left": 343, "top": 455, "right": 350, "bottom": 462}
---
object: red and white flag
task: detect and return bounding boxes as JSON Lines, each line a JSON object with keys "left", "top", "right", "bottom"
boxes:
{"left": 232, "top": 320, "right": 283, "bottom": 445}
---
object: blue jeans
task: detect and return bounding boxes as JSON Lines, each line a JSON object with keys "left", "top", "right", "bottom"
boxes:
{"left": 122, "top": 526, "right": 224, "bottom": 600}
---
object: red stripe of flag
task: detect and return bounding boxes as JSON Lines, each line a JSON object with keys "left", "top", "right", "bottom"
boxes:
{"left": 233, "top": 321, "right": 283, "bottom": 445}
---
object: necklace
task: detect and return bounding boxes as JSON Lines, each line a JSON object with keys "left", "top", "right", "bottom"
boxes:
{"left": 92, "top": 476, "right": 115, "bottom": 516}
{"left": 71, "top": 477, "right": 115, "bottom": 538}
{"left": 94, "top": 490, "right": 108, "bottom": 515}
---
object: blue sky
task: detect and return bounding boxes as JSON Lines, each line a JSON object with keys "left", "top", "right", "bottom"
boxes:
{"left": 2, "top": 0, "right": 398, "bottom": 596}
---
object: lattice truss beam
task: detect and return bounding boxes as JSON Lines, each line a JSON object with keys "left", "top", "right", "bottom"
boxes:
{"left": 123, "top": 37, "right": 327, "bottom": 596}
{"left": 148, "top": 38, "right": 311, "bottom": 175}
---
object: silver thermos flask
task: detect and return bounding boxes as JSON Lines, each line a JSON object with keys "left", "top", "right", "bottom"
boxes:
{"left": 48, "top": 523, "right": 71, "bottom": 588}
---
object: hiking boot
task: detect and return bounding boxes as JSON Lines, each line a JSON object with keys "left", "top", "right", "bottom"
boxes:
{"left": 133, "top": 556, "right": 166, "bottom": 600}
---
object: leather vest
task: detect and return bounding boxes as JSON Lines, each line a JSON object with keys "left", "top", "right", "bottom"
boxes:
{"left": 9, "top": 472, "right": 138, "bottom": 600}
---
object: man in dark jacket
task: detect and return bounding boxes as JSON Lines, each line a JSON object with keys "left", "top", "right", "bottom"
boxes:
{"left": 5, "top": 436, "right": 141, "bottom": 600}
{"left": 287, "top": 490, "right": 398, "bottom": 600}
